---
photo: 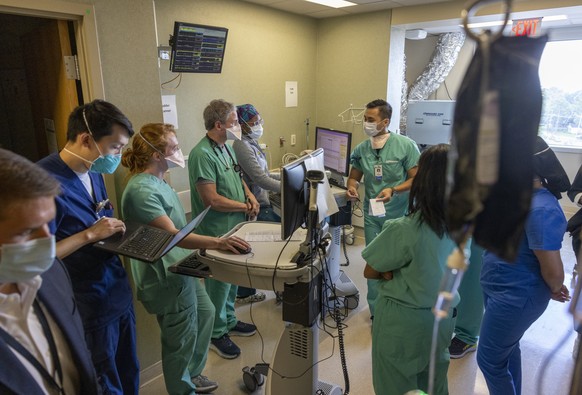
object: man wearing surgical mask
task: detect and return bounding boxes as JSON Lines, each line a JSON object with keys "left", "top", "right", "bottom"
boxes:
{"left": 346, "top": 99, "right": 420, "bottom": 320}
{"left": 0, "top": 148, "right": 100, "bottom": 395}
{"left": 188, "top": 99, "right": 260, "bottom": 360}
{"left": 37, "top": 100, "right": 139, "bottom": 395}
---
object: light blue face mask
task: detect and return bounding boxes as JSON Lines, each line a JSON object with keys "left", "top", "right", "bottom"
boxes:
{"left": 83, "top": 109, "right": 122, "bottom": 174}
{"left": 0, "top": 236, "right": 56, "bottom": 283}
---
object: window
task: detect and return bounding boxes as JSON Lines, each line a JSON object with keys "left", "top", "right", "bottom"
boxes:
{"left": 538, "top": 39, "right": 582, "bottom": 149}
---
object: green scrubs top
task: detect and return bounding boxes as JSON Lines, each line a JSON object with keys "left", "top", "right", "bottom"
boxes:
{"left": 362, "top": 212, "right": 460, "bottom": 309}
{"left": 121, "top": 173, "right": 192, "bottom": 303}
{"left": 188, "top": 137, "right": 246, "bottom": 237}
{"left": 350, "top": 133, "right": 420, "bottom": 219}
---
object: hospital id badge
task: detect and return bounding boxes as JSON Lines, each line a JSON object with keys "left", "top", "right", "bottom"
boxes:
{"left": 374, "top": 164, "right": 382, "bottom": 181}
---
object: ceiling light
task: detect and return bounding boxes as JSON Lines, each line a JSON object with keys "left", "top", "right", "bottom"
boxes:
{"left": 542, "top": 15, "right": 567, "bottom": 22}
{"left": 305, "top": 0, "right": 357, "bottom": 8}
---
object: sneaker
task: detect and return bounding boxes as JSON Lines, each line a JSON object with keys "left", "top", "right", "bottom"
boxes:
{"left": 236, "top": 291, "right": 266, "bottom": 304}
{"left": 229, "top": 320, "right": 257, "bottom": 337}
{"left": 210, "top": 334, "right": 240, "bottom": 359}
{"left": 449, "top": 336, "right": 477, "bottom": 359}
{"left": 191, "top": 374, "right": 218, "bottom": 393}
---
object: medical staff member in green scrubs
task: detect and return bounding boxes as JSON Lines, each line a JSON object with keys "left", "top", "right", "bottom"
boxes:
{"left": 189, "top": 99, "right": 260, "bottom": 360}
{"left": 121, "top": 123, "right": 250, "bottom": 394}
{"left": 347, "top": 99, "right": 420, "bottom": 318}
{"left": 363, "top": 144, "right": 458, "bottom": 395}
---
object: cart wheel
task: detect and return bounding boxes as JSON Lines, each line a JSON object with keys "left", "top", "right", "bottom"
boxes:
{"left": 346, "top": 234, "right": 355, "bottom": 245}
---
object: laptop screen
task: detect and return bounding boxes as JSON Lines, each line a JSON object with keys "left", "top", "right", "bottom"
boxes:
{"left": 160, "top": 206, "right": 210, "bottom": 256}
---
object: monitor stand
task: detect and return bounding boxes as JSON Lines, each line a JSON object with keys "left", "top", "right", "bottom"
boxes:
{"left": 324, "top": 226, "right": 359, "bottom": 312}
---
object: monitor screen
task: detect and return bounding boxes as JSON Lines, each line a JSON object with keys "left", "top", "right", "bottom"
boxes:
{"left": 315, "top": 127, "right": 352, "bottom": 177}
{"left": 280, "top": 148, "right": 337, "bottom": 241}
{"left": 405, "top": 100, "right": 455, "bottom": 146}
{"left": 169, "top": 22, "right": 228, "bottom": 73}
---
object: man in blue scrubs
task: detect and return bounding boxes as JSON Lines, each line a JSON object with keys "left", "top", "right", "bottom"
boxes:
{"left": 346, "top": 99, "right": 420, "bottom": 319}
{"left": 37, "top": 100, "right": 139, "bottom": 395}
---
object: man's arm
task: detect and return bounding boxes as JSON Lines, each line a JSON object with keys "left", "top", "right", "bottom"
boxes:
{"left": 242, "top": 180, "right": 260, "bottom": 218}
{"left": 346, "top": 167, "right": 363, "bottom": 200}
{"left": 56, "top": 217, "right": 126, "bottom": 259}
{"left": 376, "top": 166, "right": 418, "bottom": 203}
{"left": 196, "top": 182, "right": 248, "bottom": 213}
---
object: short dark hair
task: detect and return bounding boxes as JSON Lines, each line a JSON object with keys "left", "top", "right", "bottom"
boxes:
{"left": 0, "top": 148, "right": 60, "bottom": 218}
{"left": 203, "top": 99, "right": 235, "bottom": 131}
{"left": 67, "top": 99, "right": 134, "bottom": 142}
{"left": 408, "top": 144, "right": 449, "bottom": 237}
{"left": 366, "top": 99, "right": 392, "bottom": 121}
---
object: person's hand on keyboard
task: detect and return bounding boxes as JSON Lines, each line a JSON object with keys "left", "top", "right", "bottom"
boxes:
{"left": 87, "top": 217, "right": 126, "bottom": 242}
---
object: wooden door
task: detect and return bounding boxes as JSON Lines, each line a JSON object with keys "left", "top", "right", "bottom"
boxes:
{"left": 21, "top": 19, "right": 80, "bottom": 158}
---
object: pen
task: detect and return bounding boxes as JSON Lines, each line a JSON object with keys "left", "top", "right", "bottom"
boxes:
{"left": 96, "top": 199, "right": 110, "bottom": 213}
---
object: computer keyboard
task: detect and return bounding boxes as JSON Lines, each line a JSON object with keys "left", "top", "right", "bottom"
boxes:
{"left": 269, "top": 192, "right": 282, "bottom": 209}
{"left": 120, "top": 227, "right": 168, "bottom": 257}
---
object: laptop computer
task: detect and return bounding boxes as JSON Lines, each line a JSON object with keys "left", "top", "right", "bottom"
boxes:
{"left": 94, "top": 206, "right": 210, "bottom": 263}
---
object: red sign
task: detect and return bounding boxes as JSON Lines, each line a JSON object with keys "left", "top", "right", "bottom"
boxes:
{"left": 512, "top": 18, "right": 542, "bottom": 37}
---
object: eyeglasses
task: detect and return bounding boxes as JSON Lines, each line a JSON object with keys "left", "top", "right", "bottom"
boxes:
{"left": 244, "top": 119, "right": 264, "bottom": 128}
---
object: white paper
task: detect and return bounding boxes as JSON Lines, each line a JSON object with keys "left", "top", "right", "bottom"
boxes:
{"left": 369, "top": 199, "right": 386, "bottom": 217}
{"left": 162, "top": 95, "right": 179, "bottom": 129}
{"left": 285, "top": 81, "right": 298, "bottom": 107}
{"left": 303, "top": 156, "right": 339, "bottom": 223}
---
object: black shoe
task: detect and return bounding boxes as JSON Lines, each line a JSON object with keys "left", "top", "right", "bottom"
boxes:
{"left": 210, "top": 334, "right": 240, "bottom": 359}
{"left": 229, "top": 320, "right": 257, "bottom": 337}
{"left": 449, "top": 336, "right": 477, "bottom": 359}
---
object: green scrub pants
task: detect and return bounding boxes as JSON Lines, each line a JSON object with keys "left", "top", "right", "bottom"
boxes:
{"left": 205, "top": 278, "right": 238, "bottom": 338}
{"left": 454, "top": 244, "right": 484, "bottom": 345}
{"left": 372, "top": 298, "right": 455, "bottom": 395}
{"left": 364, "top": 213, "right": 389, "bottom": 316}
{"left": 142, "top": 279, "right": 215, "bottom": 395}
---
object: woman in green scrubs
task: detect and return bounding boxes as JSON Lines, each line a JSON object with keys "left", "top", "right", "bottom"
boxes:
{"left": 120, "top": 123, "right": 250, "bottom": 395}
{"left": 363, "top": 144, "right": 457, "bottom": 395}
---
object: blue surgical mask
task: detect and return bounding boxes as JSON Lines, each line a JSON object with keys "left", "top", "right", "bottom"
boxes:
{"left": 248, "top": 125, "right": 264, "bottom": 140}
{"left": 90, "top": 153, "right": 122, "bottom": 174}
{"left": 83, "top": 108, "right": 122, "bottom": 174}
{"left": 0, "top": 236, "right": 56, "bottom": 283}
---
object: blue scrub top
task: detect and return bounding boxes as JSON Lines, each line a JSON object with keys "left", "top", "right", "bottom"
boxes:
{"left": 482, "top": 188, "right": 567, "bottom": 297}
{"left": 37, "top": 153, "right": 133, "bottom": 330}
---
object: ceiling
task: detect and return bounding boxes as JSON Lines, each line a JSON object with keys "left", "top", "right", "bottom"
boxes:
{"left": 240, "top": 0, "right": 452, "bottom": 19}
{"left": 240, "top": 0, "right": 582, "bottom": 35}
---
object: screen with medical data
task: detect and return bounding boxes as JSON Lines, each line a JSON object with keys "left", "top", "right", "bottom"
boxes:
{"left": 170, "top": 22, "right": 228, "bottom": 73}
{"left": 315, "top": 127, "right": 352, "bottom": 177}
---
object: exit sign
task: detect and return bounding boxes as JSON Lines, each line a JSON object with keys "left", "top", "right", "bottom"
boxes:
{"left": 512, "top": 18, "right": 542, "bottom": 37}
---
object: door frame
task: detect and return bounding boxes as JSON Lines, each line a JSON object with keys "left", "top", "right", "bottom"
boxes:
{"left": 0, "top": 0, "right": 120, "bottom": 210}
{"left": 0, "top": 0, "right": 104, "bottom": 102}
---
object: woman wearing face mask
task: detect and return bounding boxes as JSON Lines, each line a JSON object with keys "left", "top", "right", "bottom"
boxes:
{"left": 232, "top": 104, "right": 281, "bottom": 304}
{"left": 121, "top": 123, "right": 251, "bottom": 395}
{"left": 346, "top": 99, "right": 421, "bottom": 319}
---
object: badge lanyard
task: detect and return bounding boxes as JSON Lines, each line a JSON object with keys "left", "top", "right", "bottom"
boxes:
{"left": 373, "top": 148, "right": 382, "bottom": 181}
{"left": 0, "top": 299, "right": 66, "bottom": 394}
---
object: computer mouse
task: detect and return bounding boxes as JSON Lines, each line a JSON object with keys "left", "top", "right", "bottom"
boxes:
{"left": 235, "top": 245, "right": 252, "bottom": 254}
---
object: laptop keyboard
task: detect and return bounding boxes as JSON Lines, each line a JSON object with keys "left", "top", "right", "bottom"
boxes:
{"left": 120, "top": 227, "right": 169, "bottom": 257}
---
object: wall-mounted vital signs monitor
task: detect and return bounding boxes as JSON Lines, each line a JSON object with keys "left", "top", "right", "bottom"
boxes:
{"left": 169, "top": 22, "right": 228, "bottom": 73}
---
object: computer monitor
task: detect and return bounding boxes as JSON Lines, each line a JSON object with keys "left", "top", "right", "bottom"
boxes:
{"left": 406, "top": 100, "right": 455, "bottom": 146}
{"left": 315, "top": 127, "right": 352, "bottom": 177}
{"left": 169, "top": 22, "right": 228, "bottom": 73}
{"left": 280, "top": 148, "right": 337, "bottom": 241}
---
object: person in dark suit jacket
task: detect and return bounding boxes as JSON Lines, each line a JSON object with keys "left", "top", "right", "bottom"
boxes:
{"left": 0, "top": 148, "right": 100, "bottom": 395}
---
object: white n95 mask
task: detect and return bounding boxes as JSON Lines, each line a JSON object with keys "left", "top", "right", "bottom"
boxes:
{"left": 0, "top": 236, "right": 56, "bottom": 283}
{"left": 226, "top": 124, "right": 242, "bottom": 141}
{"left": 166, "top": 148, "right": 186, "bottom": 169}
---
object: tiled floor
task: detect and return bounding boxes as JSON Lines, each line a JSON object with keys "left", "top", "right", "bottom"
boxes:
{"left": 140, "top": 234, "right": 579, "bottom": 394}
